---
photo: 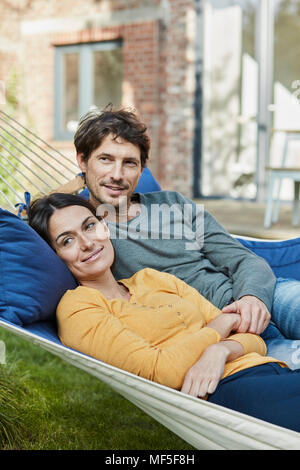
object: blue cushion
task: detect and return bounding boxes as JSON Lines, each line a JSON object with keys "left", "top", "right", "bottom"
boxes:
{"left": 78, "top": 186, "right": 90, "bottom": 199}
{"left": 0, "top": 209, "right": 77, "bottom": 326}
{"left": 0, "top": 317, "right": 62, "bottom": 345}
{"left": 237, "top": 237, "right": 300, "bottom": 281}
{"left": 79, "top": 167, "right": 161, "bottom": 199}
{"left": 135, "top": 167, "right": 161, "bottom": 193}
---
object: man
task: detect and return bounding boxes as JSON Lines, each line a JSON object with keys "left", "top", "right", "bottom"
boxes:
{"left": 74, "top": 108, "right": 300, "bottom": 368}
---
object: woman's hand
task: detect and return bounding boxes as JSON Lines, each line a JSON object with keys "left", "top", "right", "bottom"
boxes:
{"left": 181, "top": 343, "right": 228, "bottom": 397}
{"left": 181, "top": 340, "right": 244, "bottom": 398}
{"left": 206, "top": 313, "right": 241, "bottom": 339}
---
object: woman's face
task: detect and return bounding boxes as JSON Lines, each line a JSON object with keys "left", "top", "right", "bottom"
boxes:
{"left": 48, "top": 205, "right": 114, "bottom": 282}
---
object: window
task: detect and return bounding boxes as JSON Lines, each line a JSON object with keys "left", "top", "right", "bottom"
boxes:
{"left": 54, "top": 40, "right": 123, "bottom": 140}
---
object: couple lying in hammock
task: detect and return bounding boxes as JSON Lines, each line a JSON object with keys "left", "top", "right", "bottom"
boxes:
{"left": 28, "top": 108, "right": 300, "bottom": 433}
{"left": 28, "top": 191, "right": 300, "bottom": 433}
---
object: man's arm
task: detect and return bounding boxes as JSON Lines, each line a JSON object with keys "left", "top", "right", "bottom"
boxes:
{"left": 199, "top": 210, "right": 276, "bottom": 334}
{"left": 201, "top": 210, "right": 276, "bottom": 309}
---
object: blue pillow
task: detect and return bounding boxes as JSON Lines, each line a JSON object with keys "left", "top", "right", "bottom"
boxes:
{"left": 135, "top": 167, "right": 161, "bottom": 193}
{"left": 0, "top": 209, "right": 77, "bottom": 326}
{"left": 237, "top": 237, "right": 300, "bottom": 281}
{"left": 79, "top": 167, "right": 161, "bottom": 199}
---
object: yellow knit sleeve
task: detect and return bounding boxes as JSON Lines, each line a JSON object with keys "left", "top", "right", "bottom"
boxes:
{"left": 56, "top": 287, "right": 221, "bottom": 390}
{"left": 225, "top": 333, "right": 267, "bottom": 356}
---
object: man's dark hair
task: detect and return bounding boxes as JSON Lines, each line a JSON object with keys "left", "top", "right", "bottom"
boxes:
{"left": 28, "top": 193, "right": 98, "bottom": 247}
{"left": 74, "top": 106, "right": 150, "bottom": 167}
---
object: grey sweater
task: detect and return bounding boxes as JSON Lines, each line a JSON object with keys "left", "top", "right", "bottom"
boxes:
{"left": 108, "top": 191, "right": 276, "bottom": 310}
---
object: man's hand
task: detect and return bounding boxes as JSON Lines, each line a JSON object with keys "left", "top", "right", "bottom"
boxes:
{"left": 221, "top": 295, "right": 271, "bottom": 335}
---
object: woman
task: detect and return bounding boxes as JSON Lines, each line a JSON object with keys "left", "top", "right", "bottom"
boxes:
{"left": 29, "top": 193, "right": 300, "bottom": 432}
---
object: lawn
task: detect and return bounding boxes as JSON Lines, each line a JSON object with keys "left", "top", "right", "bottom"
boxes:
{"left": 0, "top": 327, "right": 194, "bottom": 450}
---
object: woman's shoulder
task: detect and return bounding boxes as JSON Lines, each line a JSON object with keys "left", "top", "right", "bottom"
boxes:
{"left": 57, "top": 285, "right": 105, "bottom": 311}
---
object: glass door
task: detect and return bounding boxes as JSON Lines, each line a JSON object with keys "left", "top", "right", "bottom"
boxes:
{"left": 269, "top": 0, "right": 300, "bottom": 201}
{"left": 201, "top": 0, "right": 261, "bottom": 199}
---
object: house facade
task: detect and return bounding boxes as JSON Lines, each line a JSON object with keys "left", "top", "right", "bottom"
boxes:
{"left": 1, "top": 0, "right": 300, "bottom": 201}
{"left": 1, "top": 0, "right": 197, "bottom": 196}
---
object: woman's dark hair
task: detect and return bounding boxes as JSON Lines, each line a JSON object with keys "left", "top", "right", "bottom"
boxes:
{"left": 74, "top": 106, "right": 150, "bottom": 167}
{"left": 28, "top": 193, "right": 98, "bottom": 247}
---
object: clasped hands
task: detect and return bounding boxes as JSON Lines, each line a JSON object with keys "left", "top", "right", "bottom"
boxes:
{"left": 181, "top": 295, "right": 271, "bottom": 398}
{"left": 221, "top": 295, "right": 271, "bottom": 335}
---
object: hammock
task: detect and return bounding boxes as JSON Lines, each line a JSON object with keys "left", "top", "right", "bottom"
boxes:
{"left": 1, "top": 316, "right": 300, "bottom": 450}
{"left": 1, "top": 111, "right": 300, "bottom": 450}
{"left": 0, "top": 109, "right": 161, "bottom": 211}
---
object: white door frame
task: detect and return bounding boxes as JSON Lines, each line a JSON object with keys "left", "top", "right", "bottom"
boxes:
{"left": 255, "top": 0, "right": 274, "bottom": 202}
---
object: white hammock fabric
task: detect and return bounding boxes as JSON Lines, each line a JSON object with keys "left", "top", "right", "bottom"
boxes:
{"left": 0, "top": 110, "right": 78, "bottom": 210}
{"left": 1, "top": 319, "right": 300, "bottom": 450}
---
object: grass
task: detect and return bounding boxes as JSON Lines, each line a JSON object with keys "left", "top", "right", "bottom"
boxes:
{"left": 0, "top": 364, "right": 27, "bottom": 447}
{"left": 0, "top": 327, "right": 194, "bottom": 450}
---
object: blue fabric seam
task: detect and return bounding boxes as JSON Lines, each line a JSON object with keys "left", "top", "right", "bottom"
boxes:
{"left": 241, "top": 240, "right": 300, "bottom": 249}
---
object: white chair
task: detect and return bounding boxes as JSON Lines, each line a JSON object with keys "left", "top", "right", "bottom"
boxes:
{"left": 264, "top": 130, "right": 300, "bottom": 228}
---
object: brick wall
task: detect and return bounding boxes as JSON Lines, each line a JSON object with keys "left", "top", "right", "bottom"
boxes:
{"left": 0, "top": 0, "right": 198, "bottom": 197}
{"left": 157, "top": 0, "right": 196, "bottom": 194}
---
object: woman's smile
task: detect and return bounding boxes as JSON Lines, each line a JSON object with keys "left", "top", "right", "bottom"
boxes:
{"left": 82, "top": 247, "right": 104, "bottom": 263}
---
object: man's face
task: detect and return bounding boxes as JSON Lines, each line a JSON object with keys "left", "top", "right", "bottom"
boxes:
{"left": 77, "top": 133, "right": 143, "bottom": 211}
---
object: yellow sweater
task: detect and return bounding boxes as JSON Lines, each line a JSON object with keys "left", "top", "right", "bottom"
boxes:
{"left": 57, "top": 268, "right": 284, "bottom": 390}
